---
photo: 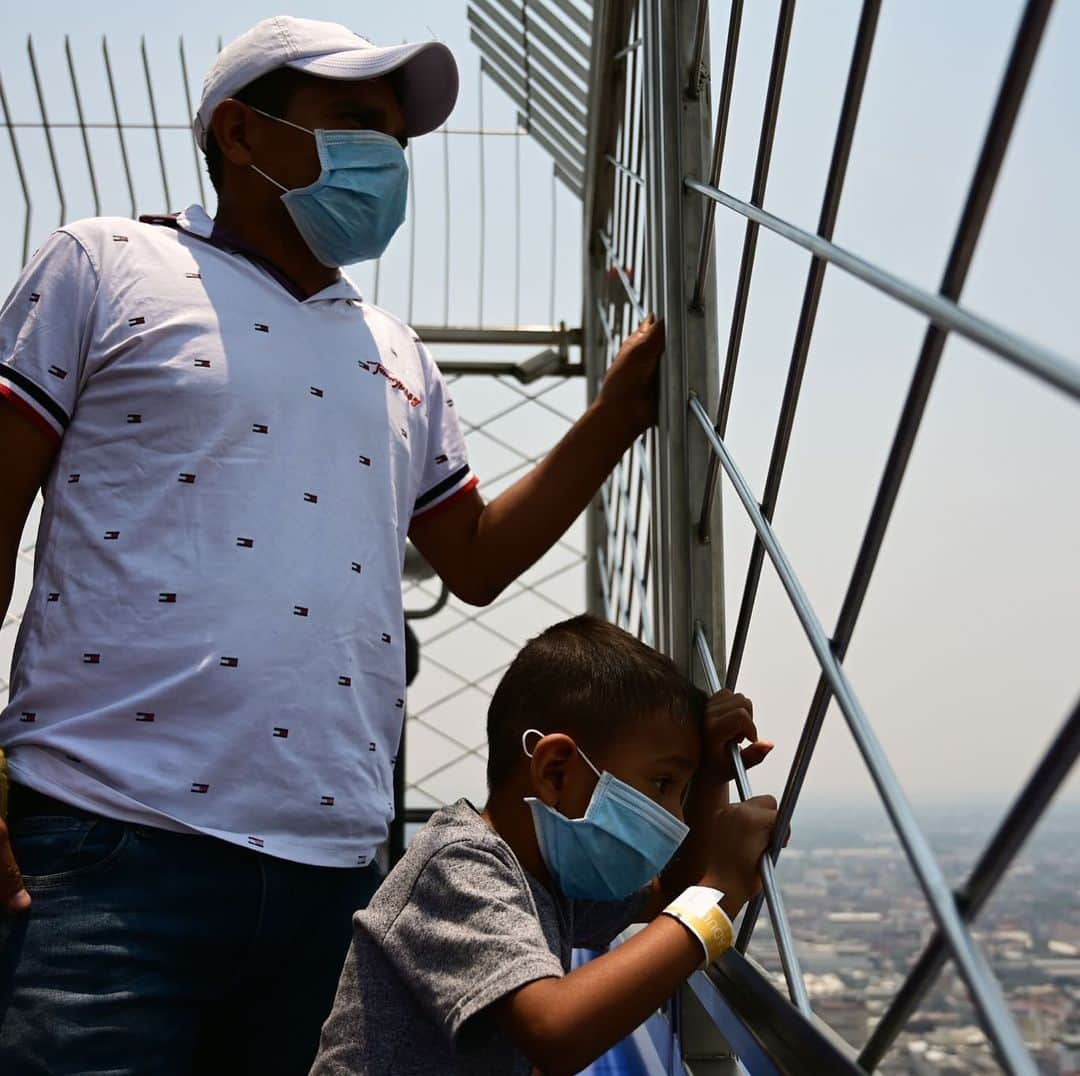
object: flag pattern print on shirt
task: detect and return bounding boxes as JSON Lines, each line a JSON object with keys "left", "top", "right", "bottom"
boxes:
{"left": 0, "top": 210, "right": 475, "bottom": 867}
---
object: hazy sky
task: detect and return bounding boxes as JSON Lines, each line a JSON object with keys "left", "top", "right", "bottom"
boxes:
{"left": 0, "top": 0, "right": 1076, "bottom": 865}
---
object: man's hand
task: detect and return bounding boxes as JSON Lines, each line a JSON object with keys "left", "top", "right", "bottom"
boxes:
{"left": 595, "top": 314, "right": 665, "bottom": 438}
{"left": 700, "top": 689, "right": 773, "bottom": 786}
{"left": 700, "top": 795, "right": 778, "bottom": 916}
{"left": 0, "top": 820, "right": 30, "bottom": 914}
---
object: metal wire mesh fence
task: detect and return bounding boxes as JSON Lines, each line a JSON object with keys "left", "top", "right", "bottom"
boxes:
{"left": 584, "top": 0, "right": 1078, "bottom": 1072}
{"left": 2, "top": 3, "right": 1079, "bottom": 1073}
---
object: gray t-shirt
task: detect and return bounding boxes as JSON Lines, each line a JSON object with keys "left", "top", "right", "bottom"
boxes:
{"left": 311, "top": 799, "right": 645, "bottom": 1076}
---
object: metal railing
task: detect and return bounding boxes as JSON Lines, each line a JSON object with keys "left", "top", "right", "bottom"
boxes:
{"left": 583, "top": 0, "right": 1078, "bottom": 1073}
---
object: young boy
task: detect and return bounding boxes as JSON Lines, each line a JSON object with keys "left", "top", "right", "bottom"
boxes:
{"left": 311, "top": 615, "right": 778, "bottom": 1076}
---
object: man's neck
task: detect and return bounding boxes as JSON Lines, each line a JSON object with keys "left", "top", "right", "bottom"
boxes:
{"left": 482, "top": 788, "right": 554, "bottom": 892}
{"left": 213, "top": 198, "right": 340, "bottom": 299}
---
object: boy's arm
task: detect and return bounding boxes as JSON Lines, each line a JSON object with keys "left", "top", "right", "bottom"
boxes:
{"left": 639, "top": 689, "right": 773, "bottom": 922}
{"left": 409, "top": 316, "right": 663, "bottom": 607}
{"left": 490, "top": 796, "right": 777, "bottom": 1076}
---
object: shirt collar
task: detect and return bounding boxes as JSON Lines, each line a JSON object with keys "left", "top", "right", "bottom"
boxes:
{"left": 171, "top": 205, "right": 364, "bottom": 305}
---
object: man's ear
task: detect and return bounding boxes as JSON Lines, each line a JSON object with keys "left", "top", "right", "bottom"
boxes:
{"left": 210, "top": 99, "right": 257, "bottom": 168}
{"left": 529, "top": 734, "right": 576, "bottom": 809}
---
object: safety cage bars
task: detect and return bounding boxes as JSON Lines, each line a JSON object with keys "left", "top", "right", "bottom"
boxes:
{"left": 583, "top": 0, "right": 1077, "bottom": 1073}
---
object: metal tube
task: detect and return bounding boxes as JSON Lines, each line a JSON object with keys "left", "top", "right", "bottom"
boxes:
{"left": 179, "top": 38, "right": 207, "bottom": 207}
{"left": 689, "top": 0, "right": 743, "bottom": 311}
{"left": 65, "top": 36, "right": 101, "bottom": 216}
{"left": 687, "top": 393, "right": 1036, "bottom": 1076}
{"left": 468, "top": 18, "right": 589, "bottom": 130}
{"left": 606, "top": 154, "right": 644, "bottom": 187}
{"left": 720, "top": 0, "right": 882, "bottom": 679}
{"left": 686, "top": 0, "right": 710, "bottom": 98}
{"left": 859, "top": 698, "right": 1080, "bottom": 1070}
{"left": 27, "top": 37, "right": 66, "bottom": 228}
{"left": 685, "top": 180, "right": 1079, "bottom": 402}
{"left": 514, "top": 128, "right": 522, "bottom": 327}
{"left": 413, "top": 324, "right": 582, "bottom": 345}
{"left": 478, "top": 66, "right": 486, "bottom": 326}
{"left": 597, "top": 228, "right": 645, "bottom": 320}
{"left": 732, "top": 2, "right": 1061, "bottom": 974}
{"left": 547, "top": 0, "right": 592, "bottom": 36}
{"left": 715, "top": 0, "right": 795, "bottom": 439}
{"left": 407, "top": 139, "right": 416, "bottom": 324}
{"left": 549, "top": 168, "right": 557, "bottom": 326}
{"left": 102, "top": 37, "right": 137, "bottom": 218}
{"left": 0, "top": 72, "right": 33, "bottom": 265}
{"left": 443, "top": 125, "right": 451, "bottom": 327}
{"left": 693, "top": 624, "right": 812, "bottom": 1018}
{"left": 141, "top": 38, "right": 172, "bottom": 210}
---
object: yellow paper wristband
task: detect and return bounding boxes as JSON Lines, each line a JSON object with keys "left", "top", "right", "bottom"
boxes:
{"left": 662, "top": 886, "right": 733, "bottom": 967}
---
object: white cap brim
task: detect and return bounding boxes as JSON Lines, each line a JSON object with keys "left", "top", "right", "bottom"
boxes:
{"left": 286, "top": 40, "right": 458, "bottom": 138}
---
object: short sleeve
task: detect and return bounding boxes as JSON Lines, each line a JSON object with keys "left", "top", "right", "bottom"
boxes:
{"left": 0, "top": 230, "right": 99, "bottom": 441}
{"left": 411, "top": 340, "right": 477, "bottom": 519}
{"left": 371, "top": 838, "right": 563, "bottom": 1044}
{"left": 572, "top": 887, "right": 651, "bottom": 950}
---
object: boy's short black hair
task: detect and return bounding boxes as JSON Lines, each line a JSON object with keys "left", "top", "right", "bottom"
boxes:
{"left": 486, "top": 614, "right": 706, "bottom": 788}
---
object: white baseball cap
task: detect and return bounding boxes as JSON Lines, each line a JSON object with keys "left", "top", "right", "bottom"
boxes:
{"left": 194, "top": 15, "right": 458, "bottom": 150}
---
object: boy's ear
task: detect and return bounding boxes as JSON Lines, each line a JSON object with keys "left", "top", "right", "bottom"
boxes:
{"left": 529, "top": 734, "right": 577, "bottom": 808}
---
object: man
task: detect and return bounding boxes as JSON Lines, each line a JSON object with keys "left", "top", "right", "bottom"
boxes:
{"left": 0, "top": 16, "right": 663, "bottom": 1075}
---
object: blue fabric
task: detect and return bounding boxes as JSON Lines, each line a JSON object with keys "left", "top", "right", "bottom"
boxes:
{"left": 0, "top": 813, "right": 381, "bottom": 1075}
{"left": 525, "top": 770, "right": 689, "bottom": 901}
{"left": 275, "top": 123, "right": 409, "bottom": 268}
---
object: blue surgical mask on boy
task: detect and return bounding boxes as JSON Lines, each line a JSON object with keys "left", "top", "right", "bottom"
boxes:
{"left": 522, "top": 729, "right": 689, "bottom": 902}
{"left": 249, "top": 108, "right": 408, "bottom": 268}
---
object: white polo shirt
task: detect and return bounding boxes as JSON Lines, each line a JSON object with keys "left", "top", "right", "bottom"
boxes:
{"left": 0, "top": 206, "right": 476, "bottom": 866}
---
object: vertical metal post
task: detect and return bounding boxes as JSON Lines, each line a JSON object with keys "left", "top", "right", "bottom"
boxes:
{"left": 642, "top": 0, "right": 722, "bottom": 670}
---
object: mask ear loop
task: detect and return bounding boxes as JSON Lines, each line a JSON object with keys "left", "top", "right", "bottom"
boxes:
{"left": 521, "top": 729, "right": 544, "bottom": 758}
{"left": 521, "top": 728, "right": 603, "bottom": 779}
{"left": 245, "top": 106, "right": 317, "bottom": 195}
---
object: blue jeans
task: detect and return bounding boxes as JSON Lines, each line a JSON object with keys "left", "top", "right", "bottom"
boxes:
{"left": 0, "top": 812, "right": 382, "bottom": 1075}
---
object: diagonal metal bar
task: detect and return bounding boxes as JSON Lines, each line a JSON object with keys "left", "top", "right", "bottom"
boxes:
{"left": 688, "top": 392, "right": 1036, "bottom": 1075}
{"left": 689, "top": 0, "right": 743, "bottom": 311}
{"left": 859, "top": 696, "right": 1080, "bottom": 1071}
{"left": 694, "top": 622, "right": 812, "bottom": 1018}
{"left": 712, "top": 0, "right": 795, "bottom": 441}
{"left": 102, "top": 37, "right": 137, "bottom": 219}
{"left": 734, "top": 0, "right": 1063, "bottom": 962}
{"left": 178, "top": 38, "right": 207, "bottom": 207}
{"left": 720, "top": 0, "right": 882, "bottom": 678}
{"left": 0, "top": 72, "right": 32, "bottom": 265}
{"left": 547, "top": 0, "right": 592, "bottom": 37}
{"left": 684, "top": 180, "right": 1079, "bottom": 402}
{"left": 597, "top": 227, "right": 646, "bottom": 320}
{"left": 473, "top": 24, "right": 588, "bottom": 138}
{"left": 468, "top": 14, "right": 589, "bottom": 129}
{"left": 26, "top": 38, "right": 66, "bottom": 229}
{"left": 471, "top": 0, "right": 589, "bottom": 92}
{"left": 141, "top": 38, "right": 171, "bottom": 210}
{"left": 65, "top": 37, "right": 100, "bottom": 216}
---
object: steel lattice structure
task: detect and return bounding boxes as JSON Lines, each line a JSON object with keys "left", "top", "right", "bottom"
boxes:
{"left": 2, "top": 2, "right": 1079, "bottom": 1072}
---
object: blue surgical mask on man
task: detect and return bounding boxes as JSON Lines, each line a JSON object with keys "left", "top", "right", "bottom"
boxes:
{"left": 249, "top": 107, "right": 408, "bottom": 268}
{"left": 521, "top": 728, "right": 690, "bottom": 902}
